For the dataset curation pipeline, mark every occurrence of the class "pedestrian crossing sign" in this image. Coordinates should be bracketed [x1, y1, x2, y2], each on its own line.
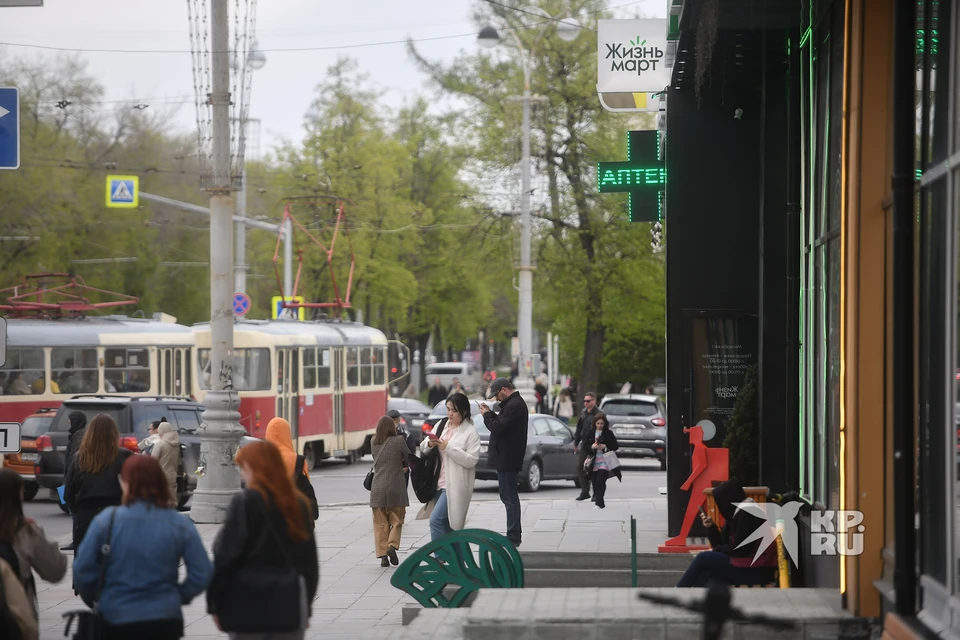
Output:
[106, 175, 139, 208]
[272, 295, 305, 320]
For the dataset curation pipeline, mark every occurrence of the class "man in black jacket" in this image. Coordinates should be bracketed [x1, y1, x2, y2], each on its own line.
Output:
[427, 377, 448, 407]
[480, 378, 528, 547]
[60, 410, 88, 551]
[573, 392, 599, 501]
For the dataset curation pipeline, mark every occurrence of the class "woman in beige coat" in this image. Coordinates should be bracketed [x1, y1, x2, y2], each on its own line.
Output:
[0, 469, 68, 639]
[369, 416, 410, 567]
[418, 393, 481, 540]
[151, 422, 181, 507]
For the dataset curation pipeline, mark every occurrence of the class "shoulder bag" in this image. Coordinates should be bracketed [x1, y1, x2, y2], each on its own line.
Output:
[363, 441, 388, 491]
[410, 419, 447, 504]
[62, 507, 119, 640]
[216, 494, 307, 633]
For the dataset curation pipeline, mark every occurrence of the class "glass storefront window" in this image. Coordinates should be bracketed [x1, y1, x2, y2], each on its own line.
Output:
[0, 348, 44, 395]
[52, 348, 98, 394]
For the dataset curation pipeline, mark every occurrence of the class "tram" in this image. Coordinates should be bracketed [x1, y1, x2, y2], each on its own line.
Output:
[0, 315, 195, 423]
[191, 318, 388, 467]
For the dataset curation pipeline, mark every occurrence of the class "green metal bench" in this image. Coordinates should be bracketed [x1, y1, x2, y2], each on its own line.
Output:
[390, 528, 524, 608]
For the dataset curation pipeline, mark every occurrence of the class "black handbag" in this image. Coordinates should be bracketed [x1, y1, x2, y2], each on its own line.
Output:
[410, 419, 446, 504]
[216, 495, 306, 633]
[62, 508, 119, 640]
[363, 442, 387, 491]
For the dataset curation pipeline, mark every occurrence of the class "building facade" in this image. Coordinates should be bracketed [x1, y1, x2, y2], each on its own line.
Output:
[665, 0, 959, 631]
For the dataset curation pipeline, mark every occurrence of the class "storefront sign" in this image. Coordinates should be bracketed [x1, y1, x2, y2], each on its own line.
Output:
[597, 130, 665, 222]
[598, 19, 670, 93]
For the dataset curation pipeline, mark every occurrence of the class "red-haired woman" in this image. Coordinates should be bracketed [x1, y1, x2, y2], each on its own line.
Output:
[73, 455, 212, 640]
[207, 440, 319, 638]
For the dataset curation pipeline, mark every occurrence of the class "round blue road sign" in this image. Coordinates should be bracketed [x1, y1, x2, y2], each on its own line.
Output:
[233, 292, 251, 316]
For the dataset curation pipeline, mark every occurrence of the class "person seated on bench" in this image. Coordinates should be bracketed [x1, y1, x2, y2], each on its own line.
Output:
[676, 480, 778, 588]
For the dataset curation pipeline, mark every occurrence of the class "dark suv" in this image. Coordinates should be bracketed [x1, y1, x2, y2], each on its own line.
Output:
[34, 396, 204, 508]
[599, 394, 667, 470]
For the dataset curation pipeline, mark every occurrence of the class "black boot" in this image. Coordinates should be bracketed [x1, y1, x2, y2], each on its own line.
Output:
[576, 493, 591, 501]
[60, 542, 76, 551]
[387, 546, 399, 566]
[380, 556, 390, 567]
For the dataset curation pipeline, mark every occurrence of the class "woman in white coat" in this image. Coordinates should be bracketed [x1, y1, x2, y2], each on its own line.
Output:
[418, 393, 481, 540]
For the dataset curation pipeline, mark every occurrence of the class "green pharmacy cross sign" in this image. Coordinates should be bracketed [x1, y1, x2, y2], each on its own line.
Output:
[597, 130, 665, 222]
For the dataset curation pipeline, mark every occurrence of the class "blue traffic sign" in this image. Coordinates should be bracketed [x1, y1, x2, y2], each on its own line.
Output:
[0, 88, 19, 170]
[233, 292, 251, 316]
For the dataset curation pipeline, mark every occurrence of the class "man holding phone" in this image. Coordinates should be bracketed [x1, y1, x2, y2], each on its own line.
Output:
[479, 378, 528, 547]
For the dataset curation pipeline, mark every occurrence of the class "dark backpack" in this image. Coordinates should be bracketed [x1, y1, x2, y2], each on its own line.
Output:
[0, 541, 24, 640]
[410, 419, 446, 504]
[294, 455, 319, 526]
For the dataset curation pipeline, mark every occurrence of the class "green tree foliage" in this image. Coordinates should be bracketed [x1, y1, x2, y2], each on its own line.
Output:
[723, 364, 759, 485]
[0, 55, 214, 324]
[409, 0, 665, 394]
[274, 59, 516, 371]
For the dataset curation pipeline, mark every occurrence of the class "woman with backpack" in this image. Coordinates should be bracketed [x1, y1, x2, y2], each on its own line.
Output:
[207, 440, 319, 638]
[265, 417, 319, 526]
[0, 469, 68, 640]
[369, 415, 410, 567]
[72, 455, 211, 640]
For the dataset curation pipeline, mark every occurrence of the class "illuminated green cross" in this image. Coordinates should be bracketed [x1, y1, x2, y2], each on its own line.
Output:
[597, 130, 665, 222]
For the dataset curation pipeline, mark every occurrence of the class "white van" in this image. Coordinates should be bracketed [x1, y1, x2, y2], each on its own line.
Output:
[424, 362, 483, 394]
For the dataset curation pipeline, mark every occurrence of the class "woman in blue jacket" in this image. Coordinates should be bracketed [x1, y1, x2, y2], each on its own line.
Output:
[73, 455, 212, 639]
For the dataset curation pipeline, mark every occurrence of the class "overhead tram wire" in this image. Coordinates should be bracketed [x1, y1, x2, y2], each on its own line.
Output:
[0, 0, 647, 55]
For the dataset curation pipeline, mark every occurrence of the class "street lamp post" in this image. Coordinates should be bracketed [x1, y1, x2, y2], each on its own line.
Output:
[190, 0, 245, 524]
[478, 11, 581, 386]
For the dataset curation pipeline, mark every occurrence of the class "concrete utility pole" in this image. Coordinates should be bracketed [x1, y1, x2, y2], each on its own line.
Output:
[191, 0, 244, 524]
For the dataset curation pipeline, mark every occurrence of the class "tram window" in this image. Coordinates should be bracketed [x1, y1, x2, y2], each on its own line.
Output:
[360, 347, 372, 386]
[347, 347, 359, 387]
[0, 348, 44, 395]
[197, 348, 270, 391]
[373, 347, 385, 386]
[303, 348, 317, 388]
[104, 348, 151, 393]
[52, 348, 98, 394]
[317, 349, 331, 388]
[301, 348, 331, 389]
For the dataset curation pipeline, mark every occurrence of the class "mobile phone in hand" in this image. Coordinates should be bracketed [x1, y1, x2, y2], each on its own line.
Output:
[426, 432, 440, 440]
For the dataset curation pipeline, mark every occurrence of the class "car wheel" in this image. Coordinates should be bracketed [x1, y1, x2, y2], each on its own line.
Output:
[303, 443, 318, 470]
[22, 483, 39, 502]
[520, 459, 541, 492]
[659, 458, 667, 471]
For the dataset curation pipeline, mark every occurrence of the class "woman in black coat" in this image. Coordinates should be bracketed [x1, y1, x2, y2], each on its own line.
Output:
[63, 414, 133, 550]
[587, 412, 620, 509]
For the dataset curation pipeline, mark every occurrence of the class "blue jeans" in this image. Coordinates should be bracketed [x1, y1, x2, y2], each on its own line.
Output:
[676, 551, 776, 587]
[429, 489, 452, 541]
[497, 471, 521, 544]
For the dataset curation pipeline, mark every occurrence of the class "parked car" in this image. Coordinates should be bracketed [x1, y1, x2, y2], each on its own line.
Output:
[387, 398, 433, 448]
[599, 393, 667, 470]
[34, 395, 203, 509]
[4, 407, 57, 501]
[423, 399, 499, 432]
[475, 414, 579, 492]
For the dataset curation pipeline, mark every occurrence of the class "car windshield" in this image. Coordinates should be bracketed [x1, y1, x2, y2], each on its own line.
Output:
[50, 405, 126, 432]
[601, 400, 659, 417]
[20, 416, 53, 438]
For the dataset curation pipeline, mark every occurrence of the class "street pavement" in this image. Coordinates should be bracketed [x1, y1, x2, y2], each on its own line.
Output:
[26, 458, 667, 639]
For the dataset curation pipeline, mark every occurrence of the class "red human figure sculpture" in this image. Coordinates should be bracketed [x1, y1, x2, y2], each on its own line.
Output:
[662, 425, 729, 548]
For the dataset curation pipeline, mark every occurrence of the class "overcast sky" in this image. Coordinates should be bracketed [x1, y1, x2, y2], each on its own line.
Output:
[0, 0, 665, 155]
